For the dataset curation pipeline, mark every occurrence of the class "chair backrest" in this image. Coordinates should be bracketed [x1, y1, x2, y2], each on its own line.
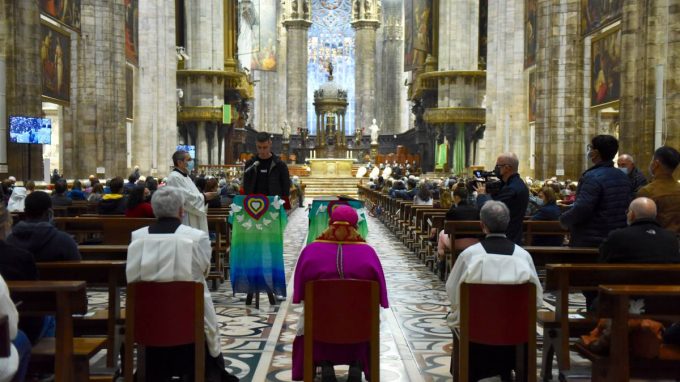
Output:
[124, 281, 204, 382]
[304, 279, 380, 381]
[457, 282, 537, 382]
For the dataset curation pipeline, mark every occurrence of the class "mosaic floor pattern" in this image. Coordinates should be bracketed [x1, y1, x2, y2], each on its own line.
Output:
[87, 199, 672, 381]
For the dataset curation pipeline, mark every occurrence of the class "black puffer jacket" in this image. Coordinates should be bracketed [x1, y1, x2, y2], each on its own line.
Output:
[560, 161, 631, 247]
[7, 220, 81, 262]
[243, 154, 290, 198]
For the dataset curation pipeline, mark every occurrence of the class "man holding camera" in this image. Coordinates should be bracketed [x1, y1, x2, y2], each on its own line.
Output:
[475, 153, 529, 245]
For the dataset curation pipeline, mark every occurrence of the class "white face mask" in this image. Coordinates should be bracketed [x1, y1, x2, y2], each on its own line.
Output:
[619, 167, 629, 175]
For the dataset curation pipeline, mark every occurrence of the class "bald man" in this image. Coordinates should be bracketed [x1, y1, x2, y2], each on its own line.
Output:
[617, 153, 647, 193]
[476, 152, 529, 245]
[598, 197, 680, 264]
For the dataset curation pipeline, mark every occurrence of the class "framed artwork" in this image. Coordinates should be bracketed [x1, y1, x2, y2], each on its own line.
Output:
[528, 69, 537, 122]
[39, 0, 81, 30]
[404, 0, 432, 71]
[591, 27, 621, 108]
[126, 66, 134, 120]
[581, 0, 623, 36]
[524, 0, 537, 68]
[41, 23, 71, 105]
[250, 0, 277, 71]
[125, 0, 138, 64]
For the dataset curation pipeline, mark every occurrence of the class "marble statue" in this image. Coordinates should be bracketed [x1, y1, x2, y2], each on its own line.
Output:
[369, 118, 380, 144]
[281, 121, 291, 142]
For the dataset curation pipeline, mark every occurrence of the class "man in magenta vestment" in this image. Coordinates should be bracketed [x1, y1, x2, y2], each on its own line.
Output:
[292, 205, 388, 381]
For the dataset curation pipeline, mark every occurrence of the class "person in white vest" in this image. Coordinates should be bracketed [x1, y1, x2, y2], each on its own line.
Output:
[165, 150, 218, 233]
[127, 186, 239, 381]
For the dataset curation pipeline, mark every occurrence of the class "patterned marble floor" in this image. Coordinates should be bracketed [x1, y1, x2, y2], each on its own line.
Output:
[85, 200, 654, 381]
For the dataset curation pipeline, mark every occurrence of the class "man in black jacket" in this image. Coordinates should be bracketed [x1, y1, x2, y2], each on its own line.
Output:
[243, 132, 291, 208]
[599, 197, 680, 264]
[476, 153, 529, 245]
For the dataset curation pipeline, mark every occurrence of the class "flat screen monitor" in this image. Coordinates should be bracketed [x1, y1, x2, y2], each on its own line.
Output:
[176, 145, 196, 172]
[9, 116, 52, 144]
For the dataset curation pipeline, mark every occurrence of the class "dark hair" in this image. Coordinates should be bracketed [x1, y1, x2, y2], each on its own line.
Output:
[540, 186, 557, 205]
[109, 176, 124, 194]
[128, 174, 137, 183]
[256, 132, 271, 142]
[145, 176, 158, 191]
[25, 180, 35, 192]
[172, 150, 188, 167]
[127, 185, 147, 210]
[72, 180, 82, 190]
[406, 179, 417, 189]
[591, 135, 619, 161]
[194, 176, 207, 192]
[205, 178, 218, 192]
[453, 186, 468, 201]
[654, 146, 680, 171]
[417, 183, 432, 201]
[92, 183, 104, 194]
[54, 179, 67, 194]
[24, 191, 52, 219]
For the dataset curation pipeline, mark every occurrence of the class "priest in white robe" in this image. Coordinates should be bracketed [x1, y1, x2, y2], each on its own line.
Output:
[165, 150, 218, 233]
[127, 186, 239, 382]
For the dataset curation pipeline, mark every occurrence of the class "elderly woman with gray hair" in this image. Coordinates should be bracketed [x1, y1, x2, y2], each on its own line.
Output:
[445, 200, 542, 381]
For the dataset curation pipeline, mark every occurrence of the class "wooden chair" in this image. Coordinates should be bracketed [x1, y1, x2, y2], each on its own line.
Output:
[453, 283, 537, 382]
[304, 280, 380, 382]
[124, 281, 205, 382]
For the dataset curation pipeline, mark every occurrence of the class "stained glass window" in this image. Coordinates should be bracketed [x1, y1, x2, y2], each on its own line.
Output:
[308, 0, 356, 134]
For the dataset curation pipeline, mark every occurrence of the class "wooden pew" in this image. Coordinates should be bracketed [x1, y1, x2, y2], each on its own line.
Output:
[443, 220, 484, 280]
[523, 220, 569, 246]
[8, 280, 108, 382]
[522, 246, 598, 267]
[413, 209, 447, 259]
[573, 284, 680, 381]
[37, 261, 126, 368]
[540, 264, 680, 381]
[79, 245, 128, 260]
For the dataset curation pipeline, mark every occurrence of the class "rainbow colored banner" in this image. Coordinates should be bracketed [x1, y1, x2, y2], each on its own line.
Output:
[229, 194, 287, 296]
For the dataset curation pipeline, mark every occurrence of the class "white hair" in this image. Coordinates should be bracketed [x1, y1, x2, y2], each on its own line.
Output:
[480, 200, 511, 233]
[151, 186, 185, 218]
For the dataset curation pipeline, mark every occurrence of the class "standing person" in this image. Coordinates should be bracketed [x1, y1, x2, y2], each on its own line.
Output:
[637, 146, 680, 235]
[560, 135, 630, 247]
[617, 153, 647, 193]
[243, 132, 291, 208]
[166, 150, 218, 233]
[475, 153, 529, 245]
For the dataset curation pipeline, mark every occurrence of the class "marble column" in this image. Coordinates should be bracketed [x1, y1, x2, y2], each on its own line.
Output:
[378, 1, 403, 134]
[136, 0, 177, 176]
[284, 19, 311, 133]
[352, 4, 380, 136]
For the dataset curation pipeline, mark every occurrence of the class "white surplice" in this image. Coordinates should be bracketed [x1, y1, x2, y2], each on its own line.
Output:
[127, 225, 221, 357]
[165, 170, 209, 233]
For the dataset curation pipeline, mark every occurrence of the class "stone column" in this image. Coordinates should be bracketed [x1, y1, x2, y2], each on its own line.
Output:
[378, 1, 403, 134]
[283, 19, 311, 133]
[352, 0, 380, 136]
[136, 0, 177, 176]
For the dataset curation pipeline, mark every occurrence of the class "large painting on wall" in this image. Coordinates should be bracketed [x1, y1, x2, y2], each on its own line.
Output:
[40, 0, 81, 30]
[524, 0, 537, 68]
[251, 0, 277, 71]
[126, 66, 134, 119]
[41, 23, 70, 105]
[591, 27, 621, 108]
[528, 69, 537, 122]
[404, 0, 432, 71]
[125, 0, 138, 65]
[581, 0, 623, 36]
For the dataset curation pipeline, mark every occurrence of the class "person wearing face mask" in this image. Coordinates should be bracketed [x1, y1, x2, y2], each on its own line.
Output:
[559, 135, 631, 247]
[617, 153, 648, 193]
[637, 146, 680, 235]
[598, 197, 679, 264]
[6, 191, 80, 263]
[530, 187, 564, 246]
[475, 152, 529, 245]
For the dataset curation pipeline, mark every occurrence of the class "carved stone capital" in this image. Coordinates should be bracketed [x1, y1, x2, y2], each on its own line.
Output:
[283, 19, 312, 30]
[423, 107, 486, 125]
[178, 106, 223, 122]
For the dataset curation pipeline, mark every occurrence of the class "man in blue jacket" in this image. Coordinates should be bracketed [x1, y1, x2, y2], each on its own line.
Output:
[560, 135, 631, 247]
[476, 153, 529, 245]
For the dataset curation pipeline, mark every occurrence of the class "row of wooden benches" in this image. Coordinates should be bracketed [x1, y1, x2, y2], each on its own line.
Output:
[357, 185, 680, 381]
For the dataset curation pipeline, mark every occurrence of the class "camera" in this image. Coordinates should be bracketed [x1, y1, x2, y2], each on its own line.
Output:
[467, 170, 503, 194]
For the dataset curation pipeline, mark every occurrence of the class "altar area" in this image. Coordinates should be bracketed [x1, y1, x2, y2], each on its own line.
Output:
[307, 158, 355, 177]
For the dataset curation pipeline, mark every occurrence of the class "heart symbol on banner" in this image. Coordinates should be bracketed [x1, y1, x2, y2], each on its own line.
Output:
[244, 194, 269, 221]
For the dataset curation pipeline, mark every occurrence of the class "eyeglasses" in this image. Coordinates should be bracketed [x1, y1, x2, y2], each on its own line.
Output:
[586, 144, 593, 151]
[495, 164, 511, 168]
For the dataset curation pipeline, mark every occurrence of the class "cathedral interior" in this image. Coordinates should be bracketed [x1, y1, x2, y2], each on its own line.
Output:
[1, 0, 680, 381]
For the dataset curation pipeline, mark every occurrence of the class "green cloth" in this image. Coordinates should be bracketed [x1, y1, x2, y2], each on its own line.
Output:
[453, 125, 466, 175]
[436, 142, 448, 170]
[307, 197, 368, 243]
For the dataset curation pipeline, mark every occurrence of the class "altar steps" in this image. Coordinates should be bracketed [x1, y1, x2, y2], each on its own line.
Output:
[300, 177, 360, 199]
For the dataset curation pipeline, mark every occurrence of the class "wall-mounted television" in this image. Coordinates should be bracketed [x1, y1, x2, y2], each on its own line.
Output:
[9, 116, 52, 144]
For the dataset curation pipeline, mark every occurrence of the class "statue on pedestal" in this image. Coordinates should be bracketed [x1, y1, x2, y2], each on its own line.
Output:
[369, 118, 380, 145]
[281, 121, 291, 142]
